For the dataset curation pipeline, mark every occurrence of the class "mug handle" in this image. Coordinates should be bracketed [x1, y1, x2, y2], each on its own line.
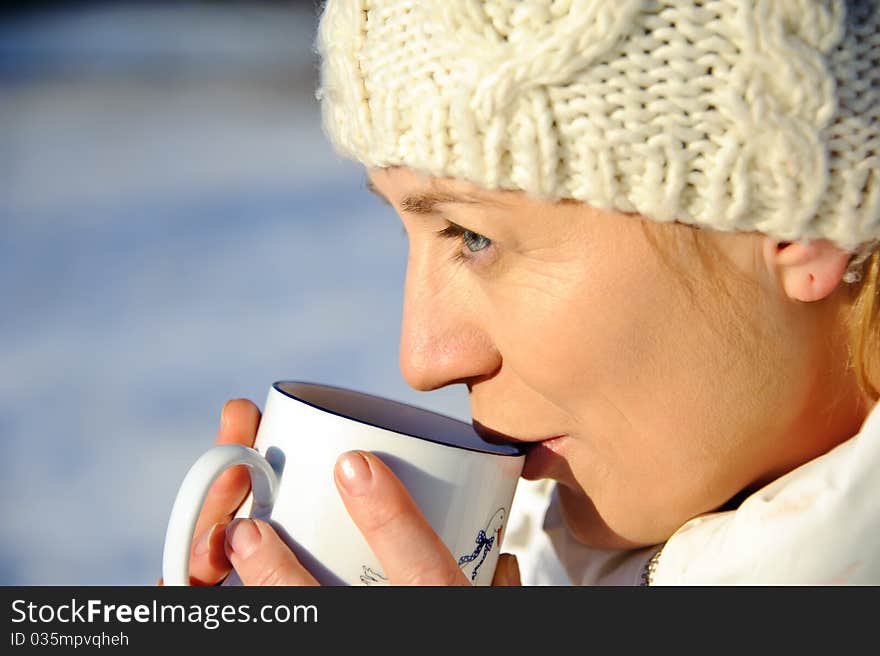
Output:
[162, 444, 279, 586]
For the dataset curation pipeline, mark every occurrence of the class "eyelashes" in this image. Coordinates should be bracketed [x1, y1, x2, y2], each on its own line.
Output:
[396, 220, 495, 267]
[436, 223, 493, 265]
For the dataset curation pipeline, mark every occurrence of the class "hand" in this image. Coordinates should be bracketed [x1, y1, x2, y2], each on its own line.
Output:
[225, 449, 522, 586]
[160, 398, 522, 586]
[158, 398, 262, 586]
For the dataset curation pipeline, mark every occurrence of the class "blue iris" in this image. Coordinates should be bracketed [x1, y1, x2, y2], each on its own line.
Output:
[462, 230, 491, 253]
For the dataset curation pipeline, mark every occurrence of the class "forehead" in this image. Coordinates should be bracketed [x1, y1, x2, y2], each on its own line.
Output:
[368, 166, 522, 205]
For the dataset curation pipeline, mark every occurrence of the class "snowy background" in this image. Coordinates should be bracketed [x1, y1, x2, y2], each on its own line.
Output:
[0, 1, 488, 585]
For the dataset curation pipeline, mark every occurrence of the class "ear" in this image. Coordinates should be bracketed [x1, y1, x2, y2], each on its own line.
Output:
[763, 238, 851, 302]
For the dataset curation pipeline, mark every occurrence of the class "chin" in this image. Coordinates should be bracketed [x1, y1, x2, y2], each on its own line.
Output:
[557, 484, 654, 550]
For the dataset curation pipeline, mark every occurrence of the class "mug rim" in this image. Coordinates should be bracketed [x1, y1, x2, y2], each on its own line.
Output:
[272, 380, 525, 457]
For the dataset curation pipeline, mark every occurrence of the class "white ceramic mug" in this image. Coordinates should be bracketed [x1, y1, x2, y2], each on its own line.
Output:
[163, 381, 525, 586]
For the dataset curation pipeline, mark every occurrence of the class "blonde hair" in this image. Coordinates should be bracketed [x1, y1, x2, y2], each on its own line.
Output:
[845, 252, 880, 403]
[638, 218, 880, 404]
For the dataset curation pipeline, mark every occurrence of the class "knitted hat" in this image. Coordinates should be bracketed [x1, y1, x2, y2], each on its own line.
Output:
[316, 0, 880, 259]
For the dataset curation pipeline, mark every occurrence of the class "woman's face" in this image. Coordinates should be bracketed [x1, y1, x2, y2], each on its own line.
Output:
[368, 165, 855, 548]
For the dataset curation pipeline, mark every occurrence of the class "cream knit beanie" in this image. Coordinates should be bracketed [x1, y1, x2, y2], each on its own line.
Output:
[316, 1, 880, 259]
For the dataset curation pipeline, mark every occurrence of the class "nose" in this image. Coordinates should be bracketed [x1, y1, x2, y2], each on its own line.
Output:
[398, 249, 501, 392]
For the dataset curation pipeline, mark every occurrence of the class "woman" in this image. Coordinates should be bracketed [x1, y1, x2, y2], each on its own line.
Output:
[177, 0, 880, 585]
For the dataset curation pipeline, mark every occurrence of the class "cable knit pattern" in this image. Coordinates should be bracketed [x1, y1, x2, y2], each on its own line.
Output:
[317, 0, 880, 253]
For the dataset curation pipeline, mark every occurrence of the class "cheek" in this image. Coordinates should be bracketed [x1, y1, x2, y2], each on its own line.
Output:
[488, 250, 755, 543]
[490, 251, 691, 407]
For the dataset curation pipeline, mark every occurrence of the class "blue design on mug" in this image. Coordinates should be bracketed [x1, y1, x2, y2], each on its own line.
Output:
[457, 508, 506, 583]
[360, 565, 389, 585]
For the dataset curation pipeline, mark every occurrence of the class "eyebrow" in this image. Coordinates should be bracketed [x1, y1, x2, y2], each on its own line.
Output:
[365, 178, 500, 215]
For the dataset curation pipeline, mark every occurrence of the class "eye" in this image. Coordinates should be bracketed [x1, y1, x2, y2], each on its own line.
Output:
[437, 224, 492, 251]
[436, 223, 494, 265]
[462, 229, 491, 253]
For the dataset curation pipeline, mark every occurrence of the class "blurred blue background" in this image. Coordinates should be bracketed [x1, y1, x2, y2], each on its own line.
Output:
[0, 0, 479, 585]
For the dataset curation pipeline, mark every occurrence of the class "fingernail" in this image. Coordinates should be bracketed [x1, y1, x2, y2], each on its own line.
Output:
[193, 524, 217, 556]
[220, 400, 232, 426]
[337, 451, 372, 497]
[226, 519, 261, 560]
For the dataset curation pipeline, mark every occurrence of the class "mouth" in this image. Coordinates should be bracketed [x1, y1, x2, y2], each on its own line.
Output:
[519, 435, 568, 480]
[472, 420, 567, 480]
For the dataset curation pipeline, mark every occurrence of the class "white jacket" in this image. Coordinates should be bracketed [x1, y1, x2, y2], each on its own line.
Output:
[504, 402, 880, 585]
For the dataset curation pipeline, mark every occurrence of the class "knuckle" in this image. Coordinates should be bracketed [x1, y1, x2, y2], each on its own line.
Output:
[250, 562, 286, 587]
[360, 498, 408, 536]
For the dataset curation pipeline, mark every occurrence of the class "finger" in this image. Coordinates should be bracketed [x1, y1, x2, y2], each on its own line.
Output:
[159, 522, 233, 587]
[224, 519, 319, 586]
[492, 553, 521, 586]
[193, 399, 262, 541]
[187, 520, 233, 586]
[334, 451, 470, 586]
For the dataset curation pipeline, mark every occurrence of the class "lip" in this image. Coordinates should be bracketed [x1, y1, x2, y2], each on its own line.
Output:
[471, 419, 559, 445]
[471, 420, 567, 479]
[520, 435, 567, 480]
